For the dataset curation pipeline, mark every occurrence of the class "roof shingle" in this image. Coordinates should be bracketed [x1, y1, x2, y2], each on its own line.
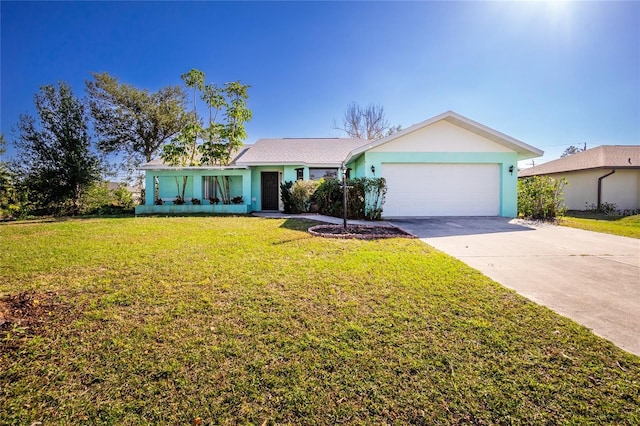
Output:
[235, 138, 369, 166]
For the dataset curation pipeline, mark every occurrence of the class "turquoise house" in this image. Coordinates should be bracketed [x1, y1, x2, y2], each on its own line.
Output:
[135, 111, 543, 217]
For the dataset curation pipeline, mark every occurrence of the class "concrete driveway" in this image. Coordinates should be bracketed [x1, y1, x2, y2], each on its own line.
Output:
[390, 217, 640, 356]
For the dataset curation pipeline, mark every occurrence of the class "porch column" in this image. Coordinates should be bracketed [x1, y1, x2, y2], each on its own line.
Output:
[192, 173, 203, 201]
[242, 170, 252, 205]
[145, 173, 155, 205]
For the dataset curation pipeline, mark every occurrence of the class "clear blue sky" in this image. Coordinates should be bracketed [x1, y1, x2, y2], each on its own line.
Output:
[1, 1, 638, 166]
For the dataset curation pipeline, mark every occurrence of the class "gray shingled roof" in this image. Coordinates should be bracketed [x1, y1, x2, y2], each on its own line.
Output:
[140, 145, 253, 169]
[519, 145, 640, 177]
[235, 138, 369, 166]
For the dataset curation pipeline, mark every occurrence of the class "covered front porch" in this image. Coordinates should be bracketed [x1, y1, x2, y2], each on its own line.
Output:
[135, 167, 254, 215]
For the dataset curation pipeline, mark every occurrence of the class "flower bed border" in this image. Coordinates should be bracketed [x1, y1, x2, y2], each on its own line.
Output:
[308, 224, 415, 240]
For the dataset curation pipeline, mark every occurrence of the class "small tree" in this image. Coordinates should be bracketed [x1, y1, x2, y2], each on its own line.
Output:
[518, 176, 567, 219]
[161, 69, 252, 204]
[14, 82, 102, 215]
[333, 103, 401, 140]
[560, 144, 586, 158]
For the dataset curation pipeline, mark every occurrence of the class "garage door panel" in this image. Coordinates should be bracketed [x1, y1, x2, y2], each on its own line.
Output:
[382, 163, 500, 216]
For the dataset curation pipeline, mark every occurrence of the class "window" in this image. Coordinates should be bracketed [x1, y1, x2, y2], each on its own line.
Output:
[295, 168, 304, 181]
[309, 168, 338, 181]
[202, 176, 218, 199]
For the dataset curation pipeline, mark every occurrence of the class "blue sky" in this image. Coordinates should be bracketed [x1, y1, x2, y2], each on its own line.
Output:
[1, 1, 638, 167]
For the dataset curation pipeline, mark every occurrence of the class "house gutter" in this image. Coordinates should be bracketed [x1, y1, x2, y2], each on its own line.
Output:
[597, 169, 615, 210]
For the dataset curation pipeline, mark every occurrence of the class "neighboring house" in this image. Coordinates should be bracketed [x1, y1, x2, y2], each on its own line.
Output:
[518, 145, 640, 211]
[135, 111, 542, 217]
[107, 182, 142, 203]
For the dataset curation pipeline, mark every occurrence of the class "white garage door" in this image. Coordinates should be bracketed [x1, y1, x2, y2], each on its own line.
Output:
[382, 163, 500, 216]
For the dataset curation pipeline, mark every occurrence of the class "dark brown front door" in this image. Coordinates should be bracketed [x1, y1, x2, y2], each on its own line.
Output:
[261, 172, 279, 210]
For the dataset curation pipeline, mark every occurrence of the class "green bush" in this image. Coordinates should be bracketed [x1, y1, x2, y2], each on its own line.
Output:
[280, 180, 320, 213]
[291, 180, 320, 213]
[280, 181, 294, 213]
[518, 176, 567, 219]
[80, 182, 135, 215]
[315, 178, 344, 217]
[0, 167, 28, 220]
[315, 177, 387, 220]
[363, 177, 387, 220]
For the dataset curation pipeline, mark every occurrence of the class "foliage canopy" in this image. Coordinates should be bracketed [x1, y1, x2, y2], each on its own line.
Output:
[86, 72, 190, 180]
[14, 82, 102, 215]
[161, 68, 252, 202]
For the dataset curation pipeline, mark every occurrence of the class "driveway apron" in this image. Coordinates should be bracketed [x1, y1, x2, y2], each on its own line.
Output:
[391, 217, 640, 356]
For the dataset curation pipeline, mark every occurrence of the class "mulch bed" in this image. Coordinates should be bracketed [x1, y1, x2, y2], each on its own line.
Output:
[0, 291, 70, 352]
[308, 224, 415, 239]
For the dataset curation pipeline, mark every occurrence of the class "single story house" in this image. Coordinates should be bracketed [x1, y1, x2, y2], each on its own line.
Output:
[135, 111, 542, 217]
[518, 145, 640, 211]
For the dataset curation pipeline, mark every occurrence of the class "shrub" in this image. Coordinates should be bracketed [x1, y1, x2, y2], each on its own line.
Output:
[191, 198, 201, 205]
[598, 202, 618, 216]
[290, 180, 320, 213]
[315, 177, 387, 220]
[315, 178, 344, 217]
[173, 196, 185, 205]
[280, 181, 294, 213]
[363, 177, 387, 220]
[80, 182, 135, 215]
[518, 176, 567, 219]
[231, 196, 244, 205]
[113, 186, 135, 210]
[209, 196, 220, 205]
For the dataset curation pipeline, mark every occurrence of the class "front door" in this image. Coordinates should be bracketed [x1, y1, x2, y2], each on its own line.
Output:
[261, 172, 280, 210]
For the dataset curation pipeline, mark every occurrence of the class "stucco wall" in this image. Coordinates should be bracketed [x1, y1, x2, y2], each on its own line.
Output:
[549, 169, 640, 210]
[370, 120, 513, 153]
[144, 169, 252, 207]
[250, 166, 285, 211]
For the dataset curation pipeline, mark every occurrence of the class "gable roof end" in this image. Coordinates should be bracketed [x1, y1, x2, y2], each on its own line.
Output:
[346, 111, 543, 162]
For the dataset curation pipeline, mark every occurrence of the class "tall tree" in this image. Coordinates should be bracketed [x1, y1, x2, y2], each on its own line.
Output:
[86, 72, 190, 179]
[14, 82, 102, 215]
[333, 103, 401, 140]
[560, 143, 587, 158]
[161, 69, 252, 203]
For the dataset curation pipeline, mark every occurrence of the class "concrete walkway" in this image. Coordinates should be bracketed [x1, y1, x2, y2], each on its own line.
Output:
[391, 217, 640, 356]
[252, 212, 394, 227]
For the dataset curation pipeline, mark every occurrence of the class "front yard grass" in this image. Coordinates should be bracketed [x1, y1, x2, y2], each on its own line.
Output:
[560, 212, 640, 239]
[1, 217, 638, 424]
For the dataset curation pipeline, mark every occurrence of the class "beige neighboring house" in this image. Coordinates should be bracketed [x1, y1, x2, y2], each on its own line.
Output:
[519, 145, 640, 211]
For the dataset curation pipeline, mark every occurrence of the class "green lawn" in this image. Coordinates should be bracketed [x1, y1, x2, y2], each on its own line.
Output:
[1, 217, 638, 424]
[560, 212, 640, 239]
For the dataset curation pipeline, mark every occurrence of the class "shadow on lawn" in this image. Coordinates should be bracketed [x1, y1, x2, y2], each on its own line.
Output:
[388, 217, 536, 238]
[278, 218, 322, 233]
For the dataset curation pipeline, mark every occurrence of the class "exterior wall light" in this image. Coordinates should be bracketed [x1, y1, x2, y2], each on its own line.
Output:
[371, 165, 376, 175]
[509, 165, 514, 175]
